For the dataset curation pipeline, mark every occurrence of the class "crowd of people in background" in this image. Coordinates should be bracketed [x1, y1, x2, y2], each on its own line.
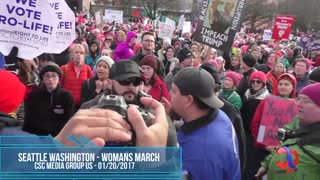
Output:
[1, 12, 320, 180]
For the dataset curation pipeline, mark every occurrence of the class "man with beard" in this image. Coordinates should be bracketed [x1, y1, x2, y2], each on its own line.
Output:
[81, 60, 177, 147]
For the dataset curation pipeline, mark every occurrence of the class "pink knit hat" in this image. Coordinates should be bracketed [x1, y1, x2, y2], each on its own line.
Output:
[250, 71, 267, 84]
[300, 83, 320, 107]
[207, 59, 218, 69]
[225, 71, 243, 86]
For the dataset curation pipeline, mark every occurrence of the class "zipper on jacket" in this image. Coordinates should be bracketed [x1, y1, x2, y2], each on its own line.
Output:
[50, 92, 53, 107]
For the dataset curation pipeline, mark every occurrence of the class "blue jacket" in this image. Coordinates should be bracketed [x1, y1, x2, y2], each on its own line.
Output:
[178, 109, 240, 180]
[0, 52, 4, 69]
[294, 73, 309, 94]
[85, 54, 100, 69]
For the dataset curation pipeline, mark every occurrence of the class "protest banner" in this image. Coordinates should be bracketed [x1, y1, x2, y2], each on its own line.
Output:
[136, 34, 142, 44]
[289, 33, 294, 40]
[104, 9, 123, 24]
[158, 22, 175, 41]
[177, 16, 185, 31]
[182, 21, 192, 34]
[48, 0, 76, 54]
[95, 10, 102, 25]
[263, 29, 272, 41]
[153, 20, 160, 32]
[165, 17, 176, 28]
[0, 0, 59, 59]
[271, 14, 295, 40]
[194, 0, 247, 53]
[94, 10, 104, 29]
[300, 35, 320, 51]
[143, 18, 149, 26]
[257, 96, 298, 146]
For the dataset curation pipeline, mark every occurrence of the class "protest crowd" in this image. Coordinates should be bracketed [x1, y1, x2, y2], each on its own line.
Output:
[0, 1, 320, 180]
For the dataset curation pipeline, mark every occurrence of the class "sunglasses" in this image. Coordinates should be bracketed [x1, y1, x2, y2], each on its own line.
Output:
[251, 80, 263, 84]
[105, 38, 112, 41]
[118, 78, 142, 86]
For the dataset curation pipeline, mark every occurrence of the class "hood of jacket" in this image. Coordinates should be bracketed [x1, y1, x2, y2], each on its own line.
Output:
[274, 73, 297, 98]
[125, 31, 137, 46]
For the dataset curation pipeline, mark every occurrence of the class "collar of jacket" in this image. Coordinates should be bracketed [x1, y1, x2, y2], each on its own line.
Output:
[181, 109, 218, 134]
[40, 84, 62, 94]
[68, 61, 86, 71]
[293, 72, 309, 81]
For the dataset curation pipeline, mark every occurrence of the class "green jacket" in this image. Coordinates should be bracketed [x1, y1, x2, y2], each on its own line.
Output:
[219, 89, 242, 110]
[261, 117, 320, 180]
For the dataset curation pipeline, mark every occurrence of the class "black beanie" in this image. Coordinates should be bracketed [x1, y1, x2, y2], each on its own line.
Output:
[309, 67, 320, 83]
[200, 63, 221, 85]
[39, 63, 61, 80]
[242, 53, 256, 67]
[177, 48, 194, 63]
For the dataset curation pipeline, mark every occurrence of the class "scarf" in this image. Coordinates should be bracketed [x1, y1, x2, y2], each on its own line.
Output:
[246, 87, 268, 99]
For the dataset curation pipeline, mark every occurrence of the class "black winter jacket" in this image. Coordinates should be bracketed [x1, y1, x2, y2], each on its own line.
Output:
[236, 68, 256, 100]
[80, 76, 104, 105]
[23, 86, 74, 136]
[220, 98, 246, 175]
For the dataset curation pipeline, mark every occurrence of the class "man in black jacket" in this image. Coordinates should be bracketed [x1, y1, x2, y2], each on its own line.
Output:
[200, 63, 246, 176]
[236, 53, 257, 100]
[23, 63, 74, 136]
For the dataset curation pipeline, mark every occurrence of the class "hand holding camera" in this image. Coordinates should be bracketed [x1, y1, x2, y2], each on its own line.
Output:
[93, 91, 168, 146]
[56, 96, 168, 147]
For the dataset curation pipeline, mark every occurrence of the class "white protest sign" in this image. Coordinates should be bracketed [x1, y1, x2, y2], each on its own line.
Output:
[165, 17, 176, 28]
[158, 22, 175, 41]
[143, 18, 149, 26]
[48, 0, 76, 53]
[289, 34, 294, 40]
[177, 16, 185, 31]
[95, 11, 102, 25]
[0, 0, 59, 59]
[136, 33, 142, 44]
[104, 9, 123, 24]
[153, 20, 160, 31]
[182, 21, 192, 34]
[263, 29, 272, 41]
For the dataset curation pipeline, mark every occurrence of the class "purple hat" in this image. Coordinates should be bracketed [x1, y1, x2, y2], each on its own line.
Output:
[300, 83, 320, 107]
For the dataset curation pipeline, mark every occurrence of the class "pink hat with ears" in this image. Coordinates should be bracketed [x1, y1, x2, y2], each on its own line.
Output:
[207, 59, 218, 69]
[225, 71, 243, 86]
[241, 45, 249, 53]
